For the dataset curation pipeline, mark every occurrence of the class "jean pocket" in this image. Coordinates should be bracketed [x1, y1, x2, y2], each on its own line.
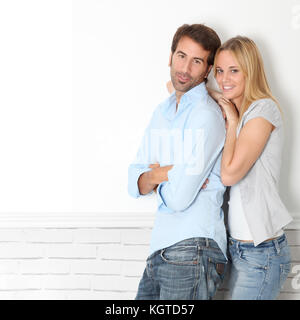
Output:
[279, 263, 291, 289]
[160, 245, 198, 266]
[238, 249, 268, 271]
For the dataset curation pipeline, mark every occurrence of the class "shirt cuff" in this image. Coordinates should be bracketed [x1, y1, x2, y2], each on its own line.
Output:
[128, 166, 152, 198]
[156, 181, 174, 213]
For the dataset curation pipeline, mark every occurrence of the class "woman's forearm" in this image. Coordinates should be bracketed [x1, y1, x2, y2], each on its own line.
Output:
[221, 121, 239, 185]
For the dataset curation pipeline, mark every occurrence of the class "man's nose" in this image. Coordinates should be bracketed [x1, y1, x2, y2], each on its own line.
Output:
[181, 60, 192, 73]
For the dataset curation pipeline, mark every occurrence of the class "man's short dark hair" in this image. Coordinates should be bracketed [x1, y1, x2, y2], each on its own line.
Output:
[171, 24, 221, 66]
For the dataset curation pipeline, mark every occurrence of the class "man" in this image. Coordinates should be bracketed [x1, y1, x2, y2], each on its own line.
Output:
[128, 24, 227, 300]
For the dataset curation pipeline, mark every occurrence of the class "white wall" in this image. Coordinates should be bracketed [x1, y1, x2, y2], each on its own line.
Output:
[72, 0, 300, 216]
[0, 0, 299, 216]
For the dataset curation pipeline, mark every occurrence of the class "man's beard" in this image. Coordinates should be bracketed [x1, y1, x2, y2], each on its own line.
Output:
[171, 72, 194, 93]
[170, 68, 206, 94]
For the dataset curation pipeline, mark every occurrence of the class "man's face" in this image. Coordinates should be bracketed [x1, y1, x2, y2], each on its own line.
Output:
[169, 36, 212, 95]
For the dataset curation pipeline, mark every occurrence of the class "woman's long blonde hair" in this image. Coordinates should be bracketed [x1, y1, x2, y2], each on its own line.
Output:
[214, 36, 281, 122]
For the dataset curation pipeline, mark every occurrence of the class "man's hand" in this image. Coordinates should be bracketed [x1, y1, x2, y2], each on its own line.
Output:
[149, 163, 173, 193]
[149, 163, 173, 185]
[201, 178, 209, 190]
[138, 163, 173, 195]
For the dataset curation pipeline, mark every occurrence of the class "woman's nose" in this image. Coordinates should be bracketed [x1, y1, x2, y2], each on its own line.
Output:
[222, 71, 230, 82]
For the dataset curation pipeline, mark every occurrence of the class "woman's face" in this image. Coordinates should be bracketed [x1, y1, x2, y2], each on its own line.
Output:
[215, 50, 246, 105]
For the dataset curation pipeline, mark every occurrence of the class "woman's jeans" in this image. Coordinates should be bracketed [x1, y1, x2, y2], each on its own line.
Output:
[135, 237, 227, 300]
[228, 233, 291, 300]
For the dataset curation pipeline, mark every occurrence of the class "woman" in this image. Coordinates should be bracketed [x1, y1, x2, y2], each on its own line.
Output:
[211, 36, 292, 300]
[168, 36, 292, 300]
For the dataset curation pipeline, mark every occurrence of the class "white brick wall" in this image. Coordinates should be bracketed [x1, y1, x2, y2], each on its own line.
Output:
[0, 222, 299, 300]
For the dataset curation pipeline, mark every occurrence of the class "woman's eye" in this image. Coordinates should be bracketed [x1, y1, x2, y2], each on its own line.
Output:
[216, 69, 223, 74]
[231, 69, 239, 73]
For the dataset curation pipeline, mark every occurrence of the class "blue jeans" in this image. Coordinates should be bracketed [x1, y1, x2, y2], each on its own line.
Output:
[135, 237, 227, 300]
[228, 234, 291, 300]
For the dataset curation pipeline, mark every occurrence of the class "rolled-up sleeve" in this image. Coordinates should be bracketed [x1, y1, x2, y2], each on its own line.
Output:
[128, 165, 152, 198]
[128, 110, 157, 198]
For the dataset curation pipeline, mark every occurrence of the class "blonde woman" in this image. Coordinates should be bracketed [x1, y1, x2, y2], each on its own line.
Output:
[167, 36, 292, 299]
[212, 36, 293, 300]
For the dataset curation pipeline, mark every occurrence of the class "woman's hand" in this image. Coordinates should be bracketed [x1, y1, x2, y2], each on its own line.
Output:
[217, 97, 239, 128]
[206, 87, 223, 102]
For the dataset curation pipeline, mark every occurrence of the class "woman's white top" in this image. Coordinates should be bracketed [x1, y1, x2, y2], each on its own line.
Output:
[228, 183, 283, 240]
[228, 99, 292, 245]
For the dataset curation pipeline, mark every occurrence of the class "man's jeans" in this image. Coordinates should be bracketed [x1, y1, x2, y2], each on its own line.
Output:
[228, 233, 291, 300]
[135, 237, 227, 300]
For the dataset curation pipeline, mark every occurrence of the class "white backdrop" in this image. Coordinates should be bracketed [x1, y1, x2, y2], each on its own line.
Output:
[1, 0, 300, 217]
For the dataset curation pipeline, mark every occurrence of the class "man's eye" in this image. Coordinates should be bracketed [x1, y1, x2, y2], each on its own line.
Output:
[194, 60, 201, 64]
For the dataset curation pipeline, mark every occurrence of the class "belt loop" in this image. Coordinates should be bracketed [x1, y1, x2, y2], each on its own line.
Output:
[236, 240, 240, 254]
[274, 239, 280, 254]
[205, 238, 209, 247]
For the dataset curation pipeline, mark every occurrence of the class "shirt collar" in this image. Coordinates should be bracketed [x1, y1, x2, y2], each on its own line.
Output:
[162, 82, 208, 120]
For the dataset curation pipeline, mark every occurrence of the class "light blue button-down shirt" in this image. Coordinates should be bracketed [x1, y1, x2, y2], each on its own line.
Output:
[128, 83, 227, 259]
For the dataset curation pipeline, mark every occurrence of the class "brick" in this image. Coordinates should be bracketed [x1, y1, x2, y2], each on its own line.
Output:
[73, 229, 121, 244]
[0, 275, 42, 290]
[71, 260, 121, 275]
[46, 244, 96, 259]
[42, 275, 91, 290]
[91, 291, 135, 300]
[122, 245, 149, 261]
[0, 261, 19, 274]
[98, 244, 149, 261]
[0, 292, 17, 300]
[97, 244, 124, 260]
[0, 244, 44, 259]
[286, 230, 300, 246]
[121, 261, 145, 277]
[66, 291, 133, 300]
[24, 229, 73, 243]
[290, 246, 300, 261]
[277, 293, 300, 300]
[20, 260, 70, 275]
[93, 275, 140, 292]
[0, 229, 25, 242]
[65, 291, 95, 300]
[14, 290, 67, 300]
[121, 229, 151, 245]
[92, 275, 123, 291]
[121, 276, 141, 292]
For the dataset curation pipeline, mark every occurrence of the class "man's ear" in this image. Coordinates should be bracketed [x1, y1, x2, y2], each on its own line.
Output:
[168, 53, 173, 67]
[205, 65, 213, 78]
